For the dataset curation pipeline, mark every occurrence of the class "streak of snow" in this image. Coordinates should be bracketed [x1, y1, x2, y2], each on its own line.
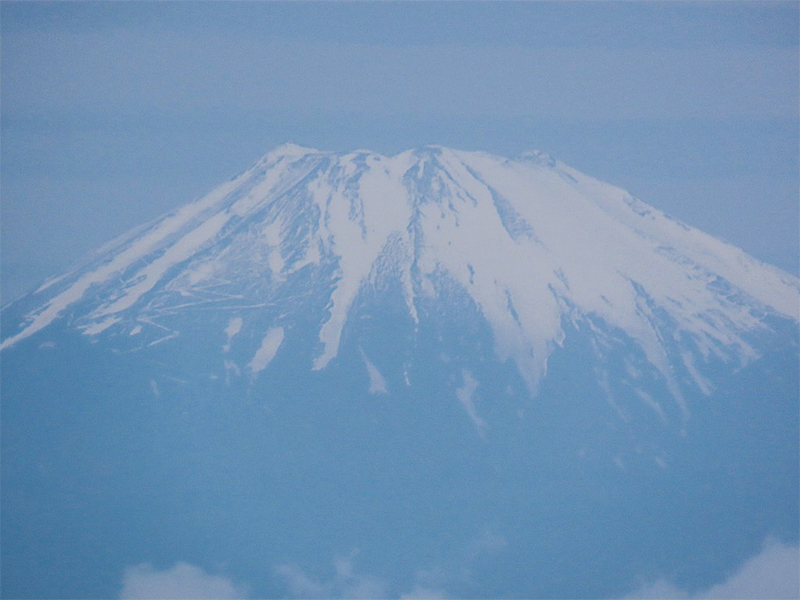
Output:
[93, 212, 231, 317]
[230, 167, 285, 217]
[633, 388, 668, 423]
[248, 327, 285, 375]
[81, 317, 119, 336]
[0, 167, 253, 351]
[681, 351, 714, 396]
[313, 157, 413, 370]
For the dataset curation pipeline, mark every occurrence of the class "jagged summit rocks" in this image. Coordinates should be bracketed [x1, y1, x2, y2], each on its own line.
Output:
[2, 144, 798, 599]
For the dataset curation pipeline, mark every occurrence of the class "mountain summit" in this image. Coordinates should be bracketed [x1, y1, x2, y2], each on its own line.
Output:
[2, 145, 798, 599]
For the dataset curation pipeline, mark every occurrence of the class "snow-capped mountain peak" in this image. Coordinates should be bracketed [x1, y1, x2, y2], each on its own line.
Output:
[2, 145, 797, 419]
[3, 145, 798, 600]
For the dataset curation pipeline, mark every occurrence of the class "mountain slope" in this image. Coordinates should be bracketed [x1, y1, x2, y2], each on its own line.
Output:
[1, 144, 797, 599]
[3, 144, 796, 405]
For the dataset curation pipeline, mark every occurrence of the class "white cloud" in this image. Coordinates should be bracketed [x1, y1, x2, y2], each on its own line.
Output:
[701, 539, 799, 600]
[275, 557, 452, 600]
[120, 562, 247, 600]
[624, 538, 800, 600]
[275, 551, 389, 599]
[400, 528, 506, 598]
[624, 579, 690, 599]
[273, 563, 330, 598]
[399, 586, 449, 599]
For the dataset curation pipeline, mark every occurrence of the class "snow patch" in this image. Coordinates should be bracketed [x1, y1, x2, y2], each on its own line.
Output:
[268, 248, 285, 278]
[263, 221, 282, 245]
[223, 317, 243, 352]
[224, 360, 241, 385]
[248, 327, 285, 375]
[81, 317, 120, 336]
[360, 348, 388, 395]
[456, 370, 487, 438]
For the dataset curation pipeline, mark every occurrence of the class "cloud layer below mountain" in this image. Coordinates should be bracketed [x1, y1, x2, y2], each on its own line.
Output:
[623, 538, 799, 600]
[118, 537, 798, 599]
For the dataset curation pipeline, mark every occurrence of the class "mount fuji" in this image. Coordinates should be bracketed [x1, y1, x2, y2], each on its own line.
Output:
[2, 144, 798, 599]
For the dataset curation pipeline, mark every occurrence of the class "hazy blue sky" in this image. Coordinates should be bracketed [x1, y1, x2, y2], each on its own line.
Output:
[2, 1, 798, 303]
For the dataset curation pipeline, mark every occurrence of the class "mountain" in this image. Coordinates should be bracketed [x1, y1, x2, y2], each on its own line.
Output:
[2, 144, 798, 599]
